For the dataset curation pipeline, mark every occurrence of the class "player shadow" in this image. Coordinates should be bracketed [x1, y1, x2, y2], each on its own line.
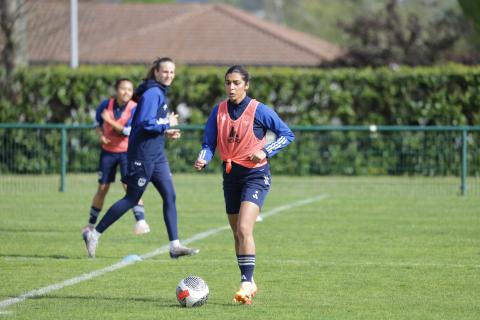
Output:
[0, 253, 70, 260]
[0, 252, 152, 261]
[35, 295, 242, 308]
[32, 294, 165, 304]
[0, 227, 65, 233]
[36, 295, 226, 309]
[216, 302, 254, 307]
[164, 302, 243, 308]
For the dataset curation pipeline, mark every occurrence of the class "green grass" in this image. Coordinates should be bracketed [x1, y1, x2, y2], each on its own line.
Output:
[0, 174, 479, 319]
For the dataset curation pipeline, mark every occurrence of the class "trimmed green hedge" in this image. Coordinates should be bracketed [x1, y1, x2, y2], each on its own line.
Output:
[1, 64, 480, 176]
[2, 64, 480, 125]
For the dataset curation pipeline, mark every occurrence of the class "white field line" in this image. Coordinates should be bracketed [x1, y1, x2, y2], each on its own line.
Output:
[0, 194, 328, 311]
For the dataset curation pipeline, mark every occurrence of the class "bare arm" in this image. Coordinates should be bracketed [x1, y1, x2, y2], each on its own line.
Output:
[101, 110, 124, 134]
[95, 126, 110, 145]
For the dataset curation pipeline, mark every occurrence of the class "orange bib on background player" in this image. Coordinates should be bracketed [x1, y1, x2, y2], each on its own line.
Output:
[102, 98, 136, 153]
[216, 99, 267, 173]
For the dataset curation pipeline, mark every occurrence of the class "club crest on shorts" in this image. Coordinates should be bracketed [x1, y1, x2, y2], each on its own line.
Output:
[264, 175, 270, 186]
[137, 177, 146, 187]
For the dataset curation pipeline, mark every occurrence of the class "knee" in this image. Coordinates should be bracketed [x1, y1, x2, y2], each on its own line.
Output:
[164, 191, 176, 205]
[97, 184, 109, 197]
[124, 188, 143, 204]
[236, 224, 252, 242]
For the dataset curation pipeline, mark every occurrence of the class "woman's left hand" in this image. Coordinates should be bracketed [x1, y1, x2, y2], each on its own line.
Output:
[249, 150, 267, 163]
[166, 129, 181, 140]
[194, 158, 207, 171]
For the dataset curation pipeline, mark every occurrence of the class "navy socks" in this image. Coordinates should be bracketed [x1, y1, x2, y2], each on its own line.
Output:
[132, 204, 145, 221]
[89, 207, 101, 225]
[237, 255, 256, 283]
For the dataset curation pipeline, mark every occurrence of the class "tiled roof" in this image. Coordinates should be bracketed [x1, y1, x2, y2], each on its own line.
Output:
[21, 1, 343, 66]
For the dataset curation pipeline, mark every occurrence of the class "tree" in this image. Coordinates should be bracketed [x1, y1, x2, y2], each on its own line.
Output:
[337, 0, 466, 67]
[458, 0, 480, 31]
[0, 0, 28, 81]
[457, 0, 480, 62]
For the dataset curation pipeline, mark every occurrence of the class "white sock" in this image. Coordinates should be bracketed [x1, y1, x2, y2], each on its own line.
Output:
[92, 229, 102, 239]
[170, 239, 180, 250]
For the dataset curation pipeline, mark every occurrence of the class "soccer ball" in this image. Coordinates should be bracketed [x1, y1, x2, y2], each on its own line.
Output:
[176, 275, 209, 307]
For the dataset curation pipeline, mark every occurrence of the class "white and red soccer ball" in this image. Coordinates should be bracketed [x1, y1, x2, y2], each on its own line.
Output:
[176, 276, 209, 308]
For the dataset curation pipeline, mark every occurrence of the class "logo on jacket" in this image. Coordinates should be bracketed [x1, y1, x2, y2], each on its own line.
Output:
[163, 104, 168, 111]
[227, 127, 240, 143]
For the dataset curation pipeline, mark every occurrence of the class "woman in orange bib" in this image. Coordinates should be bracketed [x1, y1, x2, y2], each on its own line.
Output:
[83, 79, 150, 237]
[194, 65, 295, 304]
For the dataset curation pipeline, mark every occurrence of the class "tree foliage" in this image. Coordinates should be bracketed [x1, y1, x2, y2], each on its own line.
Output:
[458, 0, 480, 31]
[338, 0, 466, 67]
[0, 0, 28, 81]
[457, 0, 480, 61]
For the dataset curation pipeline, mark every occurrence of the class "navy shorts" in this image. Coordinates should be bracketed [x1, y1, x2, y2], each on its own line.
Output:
[122, 158, 174, 193]
[223, 163, 271, 214]
[97, 150, 128, 184]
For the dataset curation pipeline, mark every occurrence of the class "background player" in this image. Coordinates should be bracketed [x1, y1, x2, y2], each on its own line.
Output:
[83, 58, 199, 259]
[83, 78, 150, 236]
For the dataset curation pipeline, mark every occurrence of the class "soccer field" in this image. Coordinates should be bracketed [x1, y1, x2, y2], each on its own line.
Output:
[0, 174, 479, 319]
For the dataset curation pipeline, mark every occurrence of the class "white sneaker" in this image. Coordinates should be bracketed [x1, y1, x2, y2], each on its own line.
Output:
[133, 219, 150, 235]
[169, 244, 199, 259]
[82, 229, 98, 258]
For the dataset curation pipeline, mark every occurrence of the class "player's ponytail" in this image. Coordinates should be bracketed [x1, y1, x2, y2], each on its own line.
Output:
[145, 57, 175, 80]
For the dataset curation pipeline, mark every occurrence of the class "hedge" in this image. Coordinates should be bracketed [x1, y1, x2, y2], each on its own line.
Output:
[1, 64, 480, 176]
[2, 64, 480, 125]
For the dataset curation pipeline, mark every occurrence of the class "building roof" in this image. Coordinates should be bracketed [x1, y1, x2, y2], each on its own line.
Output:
[23, 1, 343, 66]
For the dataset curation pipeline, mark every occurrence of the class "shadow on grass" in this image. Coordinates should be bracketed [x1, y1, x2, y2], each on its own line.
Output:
[0, 253, 71, 260]
[0, 228, 67, 234]
[29, 294, 249, 308]
[0, 253, 131, 260]
[31, 295, 162, 304]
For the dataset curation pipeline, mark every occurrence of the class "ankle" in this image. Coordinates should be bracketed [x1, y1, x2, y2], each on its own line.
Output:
[92, 229, 102, 239]
[170, 239, 180, 251]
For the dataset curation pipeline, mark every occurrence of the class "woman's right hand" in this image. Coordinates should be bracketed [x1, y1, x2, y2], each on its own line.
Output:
[100, 135, 110, 145]
[194, 158, 207, 171]
[168, 112, 179, 127]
